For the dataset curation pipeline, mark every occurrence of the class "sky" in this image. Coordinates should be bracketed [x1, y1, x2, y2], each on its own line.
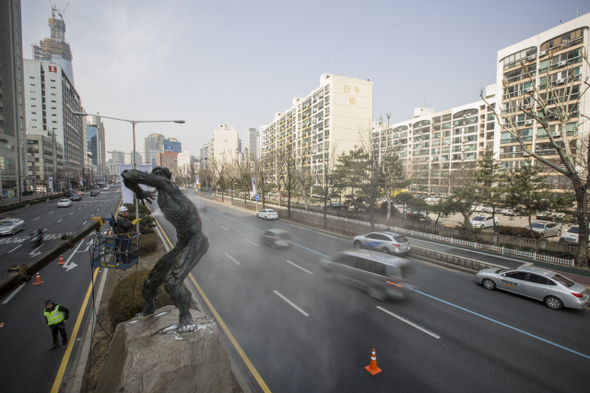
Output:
[20, 0, 590, 159]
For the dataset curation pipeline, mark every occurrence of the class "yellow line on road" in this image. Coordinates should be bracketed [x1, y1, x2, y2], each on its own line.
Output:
[151, 206, 271, 392]
[51, 267, 100, 393]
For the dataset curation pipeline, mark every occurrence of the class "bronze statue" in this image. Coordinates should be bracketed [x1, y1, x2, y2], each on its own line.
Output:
[121, 167, 209, 333]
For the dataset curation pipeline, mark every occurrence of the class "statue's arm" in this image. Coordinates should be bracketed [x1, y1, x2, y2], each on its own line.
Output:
[122, 170, 167, 204]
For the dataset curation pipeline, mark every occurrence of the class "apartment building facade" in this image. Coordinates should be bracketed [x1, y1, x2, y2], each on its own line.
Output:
[261, 74, 373, 174]
[209, 124, 239, 165]
[495, 13, 590, 191]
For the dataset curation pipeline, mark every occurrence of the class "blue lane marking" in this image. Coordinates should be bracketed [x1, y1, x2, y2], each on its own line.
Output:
[412, 288, 590, 360]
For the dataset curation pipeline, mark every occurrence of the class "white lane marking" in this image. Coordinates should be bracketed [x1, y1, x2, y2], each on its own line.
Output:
[96, 208, 100, 211]
[57, 219, 63, 223]
[204, 217, 211, 221]
[245, 239, 258, 247]
[274, 290, 309, 317]
[69, 212, 74, 215]
[225, 253, 240, 265]
[8, 245, 22, 253]
[377, 306, 440, 339]
[78, 207, 81, 210]
[82, 220, 87, 226]
[220, 226, 229, 231]
[90, 214, 94, 217]
[49, 211, 54, 214]
[32, 217, 40, 221]
[286, 260, 313, 275]
[2, 283, 25, 304]
[63, 239, 84, 271]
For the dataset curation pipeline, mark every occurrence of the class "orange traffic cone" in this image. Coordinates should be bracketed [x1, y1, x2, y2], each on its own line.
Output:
[365, 348, 382, 375]
[58, 255, 65, 265]
[32, 272, 44, 285]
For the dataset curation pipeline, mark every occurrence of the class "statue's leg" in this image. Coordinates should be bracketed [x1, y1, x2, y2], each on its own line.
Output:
[141, 248, 180, 315]
[165, 233, 209, 332]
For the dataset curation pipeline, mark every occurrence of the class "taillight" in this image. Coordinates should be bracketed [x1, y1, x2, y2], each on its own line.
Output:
[386, 277, 402, 288]
[571, 292, 584, 298]
[274, 237, 280, 242]
[392, 243, 400, 247]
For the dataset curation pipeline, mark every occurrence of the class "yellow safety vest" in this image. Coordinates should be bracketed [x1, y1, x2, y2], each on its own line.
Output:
[44, 305, 65, 326]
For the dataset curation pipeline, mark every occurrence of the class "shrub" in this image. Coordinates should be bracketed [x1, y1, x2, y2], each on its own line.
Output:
[495, 225, 542, 239]
[139, 233, 159, 256]
[108, 269, 173, 327]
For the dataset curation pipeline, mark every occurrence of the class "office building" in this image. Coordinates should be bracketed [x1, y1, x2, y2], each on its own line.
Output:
[209, 124, 239, 164]
[261, 73, 373, 174]
[0, 0, 27, 198]
[31, 5, 74, 85]
[23, 59, 84, 185]
[85, 115, 106, 175]
[177, 151, 191, 173]
[109, 150, 125, 165]
[244, 128, 260, 160]
[164, 138, 182, 153]
[157, 151, 177, 169]
[144, 133, 165, 166]
[25, 133, 64, 192]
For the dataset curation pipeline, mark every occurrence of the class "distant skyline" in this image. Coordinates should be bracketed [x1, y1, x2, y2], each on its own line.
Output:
[21, 0, 590, 157]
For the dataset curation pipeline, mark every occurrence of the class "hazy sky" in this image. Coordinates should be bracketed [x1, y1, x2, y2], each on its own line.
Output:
[21, 0, 590, 158]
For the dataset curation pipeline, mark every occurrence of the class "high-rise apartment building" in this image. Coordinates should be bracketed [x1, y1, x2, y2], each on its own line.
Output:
[109, 150, 126, 165]
[144, 133, 165, 166]
[209, 124, 239, 165]
[32, 6, 74, 85]
[244, 128, 260, 160]
[200, 144, 209, 170]
[0, 0, 27, 199]
[23, 59, 84, 184]
[85, 115, 106, 175]
[261, 73, 373, 174]
[494, 13, 590, 191]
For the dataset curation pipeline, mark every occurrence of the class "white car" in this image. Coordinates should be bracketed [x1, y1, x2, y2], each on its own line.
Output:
[560, 226, 580, 243]
[57, 198, 73, 208]
[103, 186, 110, 191]
[257, 209, 278, 220]
[525, 221, 561, 238]
[0, 218, 25, 236]
[470, 215, 498, 229]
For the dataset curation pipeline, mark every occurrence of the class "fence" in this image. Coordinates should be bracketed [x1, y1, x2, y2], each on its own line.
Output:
[200, 192, 577, 267]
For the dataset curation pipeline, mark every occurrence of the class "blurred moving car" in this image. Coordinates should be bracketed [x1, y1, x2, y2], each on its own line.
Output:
[196, 203, 208, 212]
[319, 249, 413, 301]
[70, 194, 82, 201]
[525, 221, 561, 238]
[57, 198, 73, 208]
[90, 190, 99, 197]
[76, 191, 84, 196]
[353, 231, 410, 255]
[0, 218, 25, 236]
[475, 266, 589, 310]
[560, 226, 581, 244]
[103, 186, 110, 191]
[257, 209, 278, 220]
[260, 229, 292, 249]
[469, 215, 498, 229]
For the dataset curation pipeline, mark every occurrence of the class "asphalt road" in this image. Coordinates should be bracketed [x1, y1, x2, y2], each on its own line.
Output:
[0, 187, 121, 393]
[152, 195, 590, 393]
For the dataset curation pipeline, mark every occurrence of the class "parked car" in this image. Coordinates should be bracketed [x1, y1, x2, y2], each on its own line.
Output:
[502, 208, 516, 216]
[64, 189, 74, 197]
[560, 226, 582, 244]
[103, 186, 110, 191]
[330, 202, 349, 209]
[536, 210, 566, 220]
[0, 218, 25, 236]
[475, 266, 589, 310]
[352, 231, 411, 255]
[469, 215, 498, 229]
[76, 191, 84, 196]
[90, 190, 99, 197]
[319, 249, 414, 301]
[260, 229, 292, 249]
[483, 206, 494, 213]
[70, 194, 82, 201]
[525, 221, 561, 238]
[57, 198, 73, 208]
[424, 196, 440, 202]
[473, 205, 485, 212]
[257, 209, 278, 220]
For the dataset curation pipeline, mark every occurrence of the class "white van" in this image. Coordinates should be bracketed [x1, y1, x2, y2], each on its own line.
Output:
[319, 249, 413, 301]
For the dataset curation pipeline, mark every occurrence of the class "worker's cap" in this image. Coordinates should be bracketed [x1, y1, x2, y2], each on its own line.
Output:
[118, 206, 128, 213]
[44, 299, 53, 306]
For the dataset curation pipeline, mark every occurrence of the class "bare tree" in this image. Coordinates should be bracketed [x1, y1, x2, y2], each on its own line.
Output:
[481, 48, 589, 267]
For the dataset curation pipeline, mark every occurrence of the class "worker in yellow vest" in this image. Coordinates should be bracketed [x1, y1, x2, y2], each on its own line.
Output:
[44, 299, 69, 350]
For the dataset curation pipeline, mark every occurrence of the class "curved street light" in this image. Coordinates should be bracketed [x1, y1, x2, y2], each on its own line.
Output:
[73, 112, 185, 232]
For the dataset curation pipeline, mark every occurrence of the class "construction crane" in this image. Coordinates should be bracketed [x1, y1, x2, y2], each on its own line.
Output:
[50, 1, 69, 19]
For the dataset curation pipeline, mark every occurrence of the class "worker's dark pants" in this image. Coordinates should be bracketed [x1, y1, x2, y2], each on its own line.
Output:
[49, 322, 67, 345]
[118, 235, 131, 263]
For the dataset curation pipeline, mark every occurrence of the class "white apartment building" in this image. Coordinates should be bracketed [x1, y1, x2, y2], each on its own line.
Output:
[23, 59, 84, 179]
[177, 151, 191, 172]
[376, 87, 497, 195]
[261, 73, 373, 173]
[209, 124, 239, 165]
[494, 12, 590, 191]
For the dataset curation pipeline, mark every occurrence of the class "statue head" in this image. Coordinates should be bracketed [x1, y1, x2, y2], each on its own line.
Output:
[152, 166, 172, 180]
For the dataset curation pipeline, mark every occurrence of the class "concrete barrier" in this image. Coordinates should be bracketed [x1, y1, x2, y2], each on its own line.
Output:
[409, 246, 512, 273]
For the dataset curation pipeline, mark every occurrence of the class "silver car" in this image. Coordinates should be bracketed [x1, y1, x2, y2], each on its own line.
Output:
[525, 221, 561, 237]
[0, 218, 25, 236]
[353, 231, 410, 255]
[260, 229, 292, 249]
[475, 265, 589, 310]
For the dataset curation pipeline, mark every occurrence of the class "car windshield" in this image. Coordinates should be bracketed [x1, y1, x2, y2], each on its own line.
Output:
[394, 236, 408, 243]
[531, 223, 546, 229]
[551, 274, 575, 288]
[472, 217, 484, 221]
[495, 268, 510, 274]
[567, 227, 579, 234]
[0, 221, 12, 227]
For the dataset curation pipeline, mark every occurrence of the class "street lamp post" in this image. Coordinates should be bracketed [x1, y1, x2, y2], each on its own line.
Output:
[73, 112, 185, 233]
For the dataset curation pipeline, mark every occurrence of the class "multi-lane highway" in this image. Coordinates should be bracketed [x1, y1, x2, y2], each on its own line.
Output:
[153, 194, 589, 393]
[0, 187, 120, 393]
